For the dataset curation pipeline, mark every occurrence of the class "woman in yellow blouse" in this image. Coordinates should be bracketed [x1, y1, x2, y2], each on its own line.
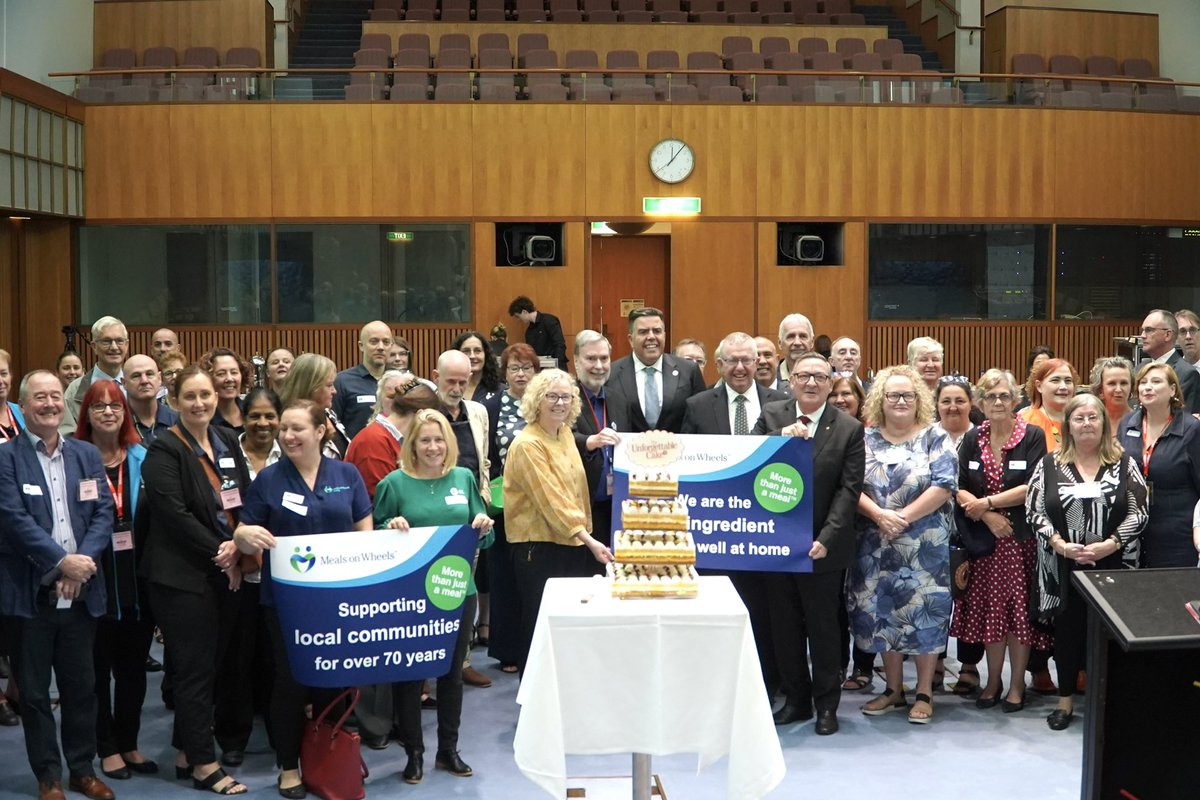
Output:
[504, 369, 613, 675]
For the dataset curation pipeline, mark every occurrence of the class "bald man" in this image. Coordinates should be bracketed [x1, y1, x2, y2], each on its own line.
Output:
[151, 328, 179, 356]
[123, 354, 178, 445]
[333, 320, 394, 439]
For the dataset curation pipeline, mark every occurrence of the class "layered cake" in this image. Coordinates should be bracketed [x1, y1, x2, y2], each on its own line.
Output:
[613, 530, 696, 564]
[620, 498, 688, 531]
[610, 563, 700, 598]
[627, 469, 680, 498]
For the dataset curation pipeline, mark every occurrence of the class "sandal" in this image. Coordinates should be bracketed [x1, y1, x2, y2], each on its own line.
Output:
[951, 666, 981, 696]
[861, 688, 907, 716]
[193, 767, 247, 795]
[500, 664, 519, 674]
[841, 669, 873, 693]
[908, 693, 934, 725]
[474, 623, 490, 648]
[932, 664, 946, 692]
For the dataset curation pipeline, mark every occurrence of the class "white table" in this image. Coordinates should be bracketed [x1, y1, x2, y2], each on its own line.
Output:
[514, 576, 785, 800]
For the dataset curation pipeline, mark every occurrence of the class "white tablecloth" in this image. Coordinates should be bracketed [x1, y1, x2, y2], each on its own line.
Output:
[514, 576, 785, 799]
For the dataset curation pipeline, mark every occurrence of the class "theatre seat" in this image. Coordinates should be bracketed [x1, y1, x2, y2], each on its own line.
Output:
[345, 83, 386, 100]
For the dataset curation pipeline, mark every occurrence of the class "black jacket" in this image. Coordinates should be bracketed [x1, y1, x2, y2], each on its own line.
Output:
[955, 423, 1046, 557]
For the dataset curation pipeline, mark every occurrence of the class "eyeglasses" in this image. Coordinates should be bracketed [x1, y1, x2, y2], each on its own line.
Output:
[162, 369, 182, 379]
[393, 349, 410, 357]
[96, 338, 127, 349]
[89, 402, 124, 414]
[982, 393, 1014, 404]
[1140, 327, 1171, 336]
[790, 372, 830, 384]
[884, 392, 917, 404]
[544, 393, 574, 405]
[719, 357, 754, 367]
[507, 364, 535, 374]
[1070, 414, 1102, 425]
[1180, 327, 1200, 337]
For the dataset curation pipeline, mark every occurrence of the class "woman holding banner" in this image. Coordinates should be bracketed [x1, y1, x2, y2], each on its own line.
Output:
[233, 400, 373, 798]
[373, 408, 494, 784]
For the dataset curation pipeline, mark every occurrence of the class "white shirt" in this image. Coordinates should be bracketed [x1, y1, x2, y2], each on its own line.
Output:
[724, 384, 761, 434]
[89, 364, 125, 393]
[793, 402, 827, 436]
[633, 355, 665, 420]
[27, 430, 76, 582]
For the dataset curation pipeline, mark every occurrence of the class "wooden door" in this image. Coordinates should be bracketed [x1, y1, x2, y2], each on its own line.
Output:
[589, 235, 670, 362]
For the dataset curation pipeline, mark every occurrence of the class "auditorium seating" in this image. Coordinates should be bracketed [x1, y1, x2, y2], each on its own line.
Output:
[365, 0, 876, 24]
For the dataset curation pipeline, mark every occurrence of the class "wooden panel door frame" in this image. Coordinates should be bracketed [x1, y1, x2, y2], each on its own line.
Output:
[586, 229, 671, 364]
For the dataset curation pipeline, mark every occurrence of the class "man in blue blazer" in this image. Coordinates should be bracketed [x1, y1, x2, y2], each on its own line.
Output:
[0, 370, 116, 800]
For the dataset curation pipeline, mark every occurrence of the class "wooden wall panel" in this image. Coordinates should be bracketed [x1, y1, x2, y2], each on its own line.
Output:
[0, 223, 17, 370]
[363, 21, 887, 62]
[959, 107, 1056, 219]
[471, 104, 586, 218]
[866, 107, 963, 220]
[983, 7, 1159, 75]
[756, 221, 866, 349]
[472, 221, 587, 355]
[756, 105, 864, 219]
[94, 0, 272, 67]
[19, 221, 75, 374]
[1053, 110, 1145, 220]
[168, 104, 274, 219]
[670, 222, 756, 373]
[1140, 113, 1200, 222]
[84, 104, 173, 220]
[370, 104, 474, 218]
[270, 105, 375, 218]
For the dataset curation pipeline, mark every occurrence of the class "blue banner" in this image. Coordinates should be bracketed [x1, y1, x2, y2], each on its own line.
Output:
[613, 433, 813, 573]
[269, 525, 477, 688]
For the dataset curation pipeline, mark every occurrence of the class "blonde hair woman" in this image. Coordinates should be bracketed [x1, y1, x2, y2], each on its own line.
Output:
[277, 353, 348, 459]
[906, 337, 944, 392]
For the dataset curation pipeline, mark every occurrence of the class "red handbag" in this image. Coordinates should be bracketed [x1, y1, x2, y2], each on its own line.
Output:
[300, 689, 369, 800]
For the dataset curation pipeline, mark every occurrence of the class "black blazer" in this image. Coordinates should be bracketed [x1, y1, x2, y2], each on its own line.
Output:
[1118, 407, 1200, 567]
[1164, 348, 1200, 414]
[573, 387, 610, 501]
[752, 401, 866, 573]
[138, 425, 252, 595]
[681, 384, 790, 435]
[955, 423, 1046, 557]
[606, 353, 707, 434]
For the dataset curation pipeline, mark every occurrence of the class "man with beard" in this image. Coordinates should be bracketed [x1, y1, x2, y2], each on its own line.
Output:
[571, 331, 620, 552]
[605, 308, 706, 434]
[333, 320, 394, 439]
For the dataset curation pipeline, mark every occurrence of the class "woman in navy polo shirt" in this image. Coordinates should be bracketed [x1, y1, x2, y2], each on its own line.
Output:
[233, 400, 372, 799]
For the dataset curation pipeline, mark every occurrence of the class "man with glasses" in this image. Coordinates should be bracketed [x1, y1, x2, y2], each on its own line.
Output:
[61, 317, 128, 436]
[333, 320, 395, 440]
[753, 352, 866, 736]
[1175, 309, 1200, 366]
[606, 307, 706, 434]
[1138, 309, 1200, 413]
[571, 331, 620, 552]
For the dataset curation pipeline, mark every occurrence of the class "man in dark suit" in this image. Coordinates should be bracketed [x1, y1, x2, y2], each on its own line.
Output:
[572, 331, 621, 554]
[1140, 309, 1200, 413]
[752, 352, 865, 736]
[682, 332, 790, 698]
[829, 336, 871, 393]
[605, 307, 706, 434]
[0, 370, 116, 800]
[753, 336, 790, 394]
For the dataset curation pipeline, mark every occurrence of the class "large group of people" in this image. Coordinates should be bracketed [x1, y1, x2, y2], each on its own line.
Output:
[1, 300, 1199, 800]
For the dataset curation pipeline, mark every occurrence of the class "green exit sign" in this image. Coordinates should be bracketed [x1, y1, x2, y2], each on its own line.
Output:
[386, 231, 414, 242]
[642, 197, 701, 215]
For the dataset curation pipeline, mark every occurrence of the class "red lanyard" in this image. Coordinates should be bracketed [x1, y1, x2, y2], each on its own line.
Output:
[1142, 414, 1172, 478]
[586, 389, 607, 432]
[105, 459, 125, 521]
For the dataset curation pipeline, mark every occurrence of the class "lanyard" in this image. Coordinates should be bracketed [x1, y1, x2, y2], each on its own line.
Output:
[175, 424, 236, 486]
[0, 405, 18, 442]
[586, 389, 607, 432]
[105, 458, 125, 521]
[1141, 414, 1172, 478]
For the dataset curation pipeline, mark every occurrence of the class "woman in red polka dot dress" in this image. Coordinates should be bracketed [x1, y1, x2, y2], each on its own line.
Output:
[950, 369, 1051, 713]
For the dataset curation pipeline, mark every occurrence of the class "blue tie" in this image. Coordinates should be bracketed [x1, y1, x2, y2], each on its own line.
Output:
[643, 366, 660, 429]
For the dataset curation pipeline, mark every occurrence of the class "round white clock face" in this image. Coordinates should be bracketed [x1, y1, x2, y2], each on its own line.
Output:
[649, 138, 695, 184]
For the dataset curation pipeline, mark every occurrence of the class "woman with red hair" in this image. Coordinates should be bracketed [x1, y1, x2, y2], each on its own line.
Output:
[74, 380, 158, 779]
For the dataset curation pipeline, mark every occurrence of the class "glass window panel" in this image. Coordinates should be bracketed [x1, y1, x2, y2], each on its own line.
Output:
[67, 121, 81, 167]
[38, 110, 52, 159]
[0, 97, 11, 151]
[869, 223, 1050, 320]
[12, 101, 27, 155]
[13, 156, 26, 208]
[70, 169, 82, 216]
[79, 225, 271, 325]
[1055, 225, 1200, 319]
[0, 154, 11, 206]
[38, 162, 51, 212]
[25, 158, 38, 210]
[52, 166, 65, 214]
[51, 116, 64, 164]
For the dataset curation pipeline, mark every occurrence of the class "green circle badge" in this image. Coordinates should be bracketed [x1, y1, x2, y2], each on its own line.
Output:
[754, 463, 804, 513]
[426, 555, 471, 611]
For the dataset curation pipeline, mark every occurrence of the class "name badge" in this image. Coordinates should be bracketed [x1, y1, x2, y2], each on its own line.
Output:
[282, 500, 309, 517]
[78, 479, 99, 501]
[877, 448, 906, 466]
[357, 395, 376, 404]
[445, 494, 469, 506]
[606, 471, 614, 496]
[219, 487, 243, 510]
[968, 460, 981, 470]
[1072, 482, 1103, 499]
[113, 531, 134, 552]
[1127, 429, 1141, 438]
[56, 594, 73, 610]
[282, 491, 305, 504]
[22, 483, 43, 496]
[218, 457, 236, 469]
[1009, 460, 1027, 470]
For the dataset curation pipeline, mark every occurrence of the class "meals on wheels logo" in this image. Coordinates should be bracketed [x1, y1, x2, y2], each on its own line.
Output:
[291, 545, 317, 574]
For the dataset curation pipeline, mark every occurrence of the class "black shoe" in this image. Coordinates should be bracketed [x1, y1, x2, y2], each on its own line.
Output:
[362, 734, 390, 751]
[434, 749, 472, 777]
[1046, 708, 1074, 731]
[277, 774, 307, 799]
[1001, 692, 1026, 714]
[145, 656, 162, 673]
[175, 766, 190, 781]
[975, 683, 1003, 710]
[772, 704, 814, 725]
[420, 695, 438, 709]
[403, 748, 424, 784]
[100, 765, 130, 781]
[814, 710, 839, 735]
[0, 700, 18, 726]
[220, 750, 244, 767]
[124, 759, 158, 775]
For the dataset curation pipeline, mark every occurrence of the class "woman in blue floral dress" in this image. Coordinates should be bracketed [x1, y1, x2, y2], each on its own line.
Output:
[850, 365, 958, 725]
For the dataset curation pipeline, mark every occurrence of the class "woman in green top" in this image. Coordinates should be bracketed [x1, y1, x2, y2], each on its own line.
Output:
[373, 409, 493, 785]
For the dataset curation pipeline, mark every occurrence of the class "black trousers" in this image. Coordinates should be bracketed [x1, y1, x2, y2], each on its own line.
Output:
[4, 600, 99, 784]
[149, 579, 238, 767]
[396, 594, 476, 754]
[511, 541, 593, 675]
[485, 516, 522, 666]
[262, 607, 341, 771]
[93, 611, 154, 758]
[766, 570, 844, 714]
[729, 571, 781, 697]
[215, 582, 258, 755]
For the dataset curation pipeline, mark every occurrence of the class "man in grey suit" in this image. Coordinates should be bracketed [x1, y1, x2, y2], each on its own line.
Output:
[605, 307, 706, 434]
[1140, 309, 1200, 413]
[752, 352, 865, 735]
[60, 317, 128, 435]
